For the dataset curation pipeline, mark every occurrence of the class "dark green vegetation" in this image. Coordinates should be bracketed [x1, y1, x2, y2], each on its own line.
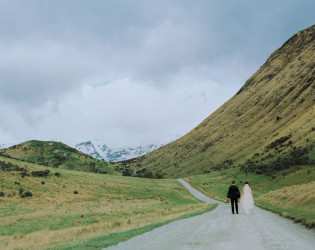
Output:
[114, 158, 164, 179]
[125, 25, 315, 178]
[240, 145, 313, 176]
[0, 140, 115, 174]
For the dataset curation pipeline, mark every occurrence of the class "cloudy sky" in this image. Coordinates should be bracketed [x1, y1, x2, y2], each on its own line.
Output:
[0, 0, 314, 147]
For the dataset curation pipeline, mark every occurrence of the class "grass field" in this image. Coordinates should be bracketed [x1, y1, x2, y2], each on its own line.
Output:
[0, 156, 216, 249]
[185, 164, 315, 228]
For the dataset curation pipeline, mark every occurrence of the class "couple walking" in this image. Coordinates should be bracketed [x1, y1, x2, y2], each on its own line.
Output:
[226, 180, 254, 214]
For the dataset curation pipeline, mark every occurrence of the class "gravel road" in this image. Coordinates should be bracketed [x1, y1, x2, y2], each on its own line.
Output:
[104, 179, 315, 250]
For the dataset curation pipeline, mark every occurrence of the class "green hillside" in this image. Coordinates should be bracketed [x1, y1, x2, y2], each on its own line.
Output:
[128, 25, 315, 178]
[0, 155, 215, 249]
[0, 140, 115, 174]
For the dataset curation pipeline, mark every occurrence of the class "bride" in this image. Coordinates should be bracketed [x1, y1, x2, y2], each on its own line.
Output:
[240, 182, 254, 214]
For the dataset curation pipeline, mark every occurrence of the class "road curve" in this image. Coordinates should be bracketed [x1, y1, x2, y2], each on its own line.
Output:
[104, 179, 315, 250]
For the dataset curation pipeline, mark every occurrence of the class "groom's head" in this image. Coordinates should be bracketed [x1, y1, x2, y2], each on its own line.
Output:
[232, 180, 235, 185]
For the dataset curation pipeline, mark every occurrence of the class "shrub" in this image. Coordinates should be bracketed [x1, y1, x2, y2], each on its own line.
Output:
[20, 171, 30, 178]
[24, 191, 33, 197]
[240, 146, 312, 175]
[20, 189, 32, 198]
[122, 168, 133, 176]
[266, 135, 291, 149]
[31, 170, 50, 177]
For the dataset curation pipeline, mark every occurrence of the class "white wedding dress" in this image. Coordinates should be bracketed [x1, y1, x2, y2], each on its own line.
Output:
[240, 184, 254, 214]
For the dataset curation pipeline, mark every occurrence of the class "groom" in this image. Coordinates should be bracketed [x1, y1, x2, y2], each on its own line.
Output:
[227, 180, 240, 214]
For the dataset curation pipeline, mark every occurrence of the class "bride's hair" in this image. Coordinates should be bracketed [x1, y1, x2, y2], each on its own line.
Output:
[245, 182, 249, 185]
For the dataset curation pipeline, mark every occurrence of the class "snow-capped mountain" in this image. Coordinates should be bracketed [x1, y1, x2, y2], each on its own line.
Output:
[75, 140, 164, 162]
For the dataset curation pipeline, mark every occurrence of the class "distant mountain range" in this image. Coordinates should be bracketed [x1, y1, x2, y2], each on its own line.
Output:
[1, 139, 177, 162]
[75, 140, 165, 162]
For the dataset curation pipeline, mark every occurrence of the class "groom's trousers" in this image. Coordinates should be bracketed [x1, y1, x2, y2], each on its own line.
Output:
[230, 198, 238, 214]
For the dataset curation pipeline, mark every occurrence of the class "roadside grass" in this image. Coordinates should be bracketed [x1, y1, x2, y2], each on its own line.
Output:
[51, 204, 217, 249]
[257, 181, 315, 228]
[185, 165, 315, 227]
[0, 156, 212, 249]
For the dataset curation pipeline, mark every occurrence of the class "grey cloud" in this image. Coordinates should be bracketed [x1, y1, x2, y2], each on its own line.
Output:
[0, 0, 314, 146]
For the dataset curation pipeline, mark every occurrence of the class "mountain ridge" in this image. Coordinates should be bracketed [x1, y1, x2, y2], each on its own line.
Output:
[128, 25, 315, 177]
[75, 140, 163, 162]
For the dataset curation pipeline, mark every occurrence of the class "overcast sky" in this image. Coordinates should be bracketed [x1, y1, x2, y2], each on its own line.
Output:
[0, 0, 314, 147]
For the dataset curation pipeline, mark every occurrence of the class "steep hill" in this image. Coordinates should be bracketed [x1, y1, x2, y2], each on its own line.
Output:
[0, 140, 115, 174]
[130, 25, 315, 177]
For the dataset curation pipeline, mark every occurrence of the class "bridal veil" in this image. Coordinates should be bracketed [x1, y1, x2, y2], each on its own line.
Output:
[240, 184, 254, 214]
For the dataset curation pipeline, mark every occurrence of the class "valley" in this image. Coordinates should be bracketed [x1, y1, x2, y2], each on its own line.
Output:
[0, 25, 314, 249]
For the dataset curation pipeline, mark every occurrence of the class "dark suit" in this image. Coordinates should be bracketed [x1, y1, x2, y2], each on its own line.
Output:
[227, 184, 240, 214]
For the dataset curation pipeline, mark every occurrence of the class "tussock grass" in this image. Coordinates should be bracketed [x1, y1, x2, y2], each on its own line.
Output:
[0, 156, 210, 249]
[257, 181, 315, 227]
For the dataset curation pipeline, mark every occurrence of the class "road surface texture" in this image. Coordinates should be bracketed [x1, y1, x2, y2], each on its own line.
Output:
[104, 179, 315, 250]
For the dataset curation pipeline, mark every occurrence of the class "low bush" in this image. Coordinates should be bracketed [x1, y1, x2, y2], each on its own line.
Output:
[241, 147, 313, 175]
[266, 135, 291, 149]
[31, 170, 50, 177]
[24, 191, 33, 197]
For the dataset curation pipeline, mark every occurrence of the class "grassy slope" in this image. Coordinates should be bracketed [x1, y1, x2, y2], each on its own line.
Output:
[256, 181, 315, 226]
[0, 155, 216, 249]
[0, 140, 115, 174]
[128, 25, 315, 178]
